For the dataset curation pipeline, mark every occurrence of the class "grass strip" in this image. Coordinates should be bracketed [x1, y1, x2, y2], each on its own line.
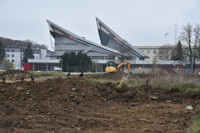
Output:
[190, 105, 200, 133]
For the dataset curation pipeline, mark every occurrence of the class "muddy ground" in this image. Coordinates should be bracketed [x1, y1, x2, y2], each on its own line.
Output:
[0, 71, 200, 133]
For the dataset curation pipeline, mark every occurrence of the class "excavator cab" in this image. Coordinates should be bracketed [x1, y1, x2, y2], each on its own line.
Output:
[105, 61, 117, 73]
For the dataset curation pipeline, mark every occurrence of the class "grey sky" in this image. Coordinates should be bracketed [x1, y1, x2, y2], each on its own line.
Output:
[0, 0, 199, 50]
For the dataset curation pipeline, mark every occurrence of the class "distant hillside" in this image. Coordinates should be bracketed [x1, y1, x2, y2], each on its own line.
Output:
[0, 37, 48, 50]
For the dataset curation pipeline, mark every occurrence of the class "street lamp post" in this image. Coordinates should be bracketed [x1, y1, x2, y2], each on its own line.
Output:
[95, 61, 97, 72]
[61, 59, 63, 71]
[67, 62, 68, 72]
[46, 58, 48, 72]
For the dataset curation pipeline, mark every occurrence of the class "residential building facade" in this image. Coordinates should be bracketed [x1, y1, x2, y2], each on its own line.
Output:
[135, 46, 176, 62]
[4, 46, 48, 70]
[135, 46, 160, 61]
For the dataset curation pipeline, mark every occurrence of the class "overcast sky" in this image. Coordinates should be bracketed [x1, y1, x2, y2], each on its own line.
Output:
[0, 0, 199, 50]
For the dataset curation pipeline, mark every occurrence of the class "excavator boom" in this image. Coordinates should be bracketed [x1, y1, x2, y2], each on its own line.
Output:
[116, 63, 131, 73]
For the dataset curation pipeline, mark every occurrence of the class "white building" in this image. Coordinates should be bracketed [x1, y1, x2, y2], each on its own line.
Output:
[4, 46, 48, 70]
[47, 19, 147, 62]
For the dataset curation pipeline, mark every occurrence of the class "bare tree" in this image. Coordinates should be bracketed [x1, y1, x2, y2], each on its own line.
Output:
[194, 24, 200, 58]
[152, 57, 158, 72]
[116, 43, 131, 62]
[180, 23, 200, 73]
[158, 44, 175, 60]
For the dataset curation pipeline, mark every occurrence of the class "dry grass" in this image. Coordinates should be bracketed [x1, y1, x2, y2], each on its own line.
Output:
[116, 69, 200, 92]
[116, 76, 130, 88]
[190, 104, 200, 133]
[89, 69, 200, 93]
[150, 72, 200, 92]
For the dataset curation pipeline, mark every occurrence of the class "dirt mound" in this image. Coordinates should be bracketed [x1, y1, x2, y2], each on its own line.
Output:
[1, 77, 198, 103]
[1, 75, 197, 104]
[2, 70, 28, 75]
[0, 70, 29, 79]
[87, 71, 130, 80]
[0, 77, 199, 132]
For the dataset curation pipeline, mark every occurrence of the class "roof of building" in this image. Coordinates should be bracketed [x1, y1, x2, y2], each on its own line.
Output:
[96, 17, 148, 59]
[28, 59, 59, 63]
[47, 20, 120, 56]
[46, 50, 56, 57]
[135, 46, 162, 49]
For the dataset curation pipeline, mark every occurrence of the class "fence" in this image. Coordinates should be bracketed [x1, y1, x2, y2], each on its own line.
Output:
[2, 62, 200, 74]
[62, 64, 103, 72]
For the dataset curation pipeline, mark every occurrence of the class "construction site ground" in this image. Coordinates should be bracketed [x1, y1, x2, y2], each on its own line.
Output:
[0, 70, 199, 133]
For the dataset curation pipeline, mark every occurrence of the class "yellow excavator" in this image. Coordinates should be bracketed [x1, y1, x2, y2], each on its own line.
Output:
[105, 61, 131, 73]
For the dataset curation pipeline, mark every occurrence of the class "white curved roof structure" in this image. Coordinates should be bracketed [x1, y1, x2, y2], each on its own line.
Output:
[47, 20, 120, 56]
[96, 17, 148, 59]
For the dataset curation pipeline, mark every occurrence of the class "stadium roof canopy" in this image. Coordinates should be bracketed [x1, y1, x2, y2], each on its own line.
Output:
[47, 20, 120, 56]
[96, 17, 148, 59]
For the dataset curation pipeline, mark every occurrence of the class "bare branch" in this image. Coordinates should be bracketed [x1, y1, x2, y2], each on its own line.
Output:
[158, 44, 175, 60]
[115, 43, 132, 62]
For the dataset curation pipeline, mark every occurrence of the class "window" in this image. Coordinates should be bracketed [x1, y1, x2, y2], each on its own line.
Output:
[153, 50, 156, 54]
[12, 54, 14, 57]
[147, 50, 150, 54]
[185, 50, 188, 54]
[100, 56, 104, 60]
[91, 56, 98, 60]
[12, 60, 14, 62]
[7, 54, 9, 57]
[141, 50, 144, 52]
[91, 56, 104, 60]
[34, 51, 39, 54]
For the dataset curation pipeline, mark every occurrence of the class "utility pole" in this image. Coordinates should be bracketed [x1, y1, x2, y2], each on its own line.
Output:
[61, 59, 63, 71]
[67, 62, 68, 72]
[175, 20, 178, 45]
[95, 61, 97, 72]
